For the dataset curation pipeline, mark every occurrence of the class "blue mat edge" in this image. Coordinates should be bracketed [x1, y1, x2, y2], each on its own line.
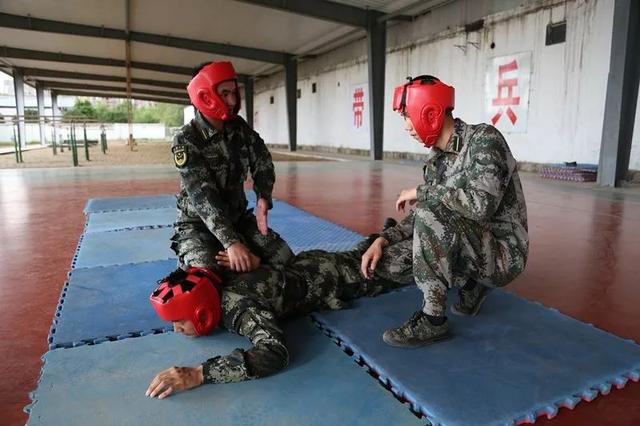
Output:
[46, 259, 178, 350]
[310, 293, 640, 426]
[83, 195, 176, 214]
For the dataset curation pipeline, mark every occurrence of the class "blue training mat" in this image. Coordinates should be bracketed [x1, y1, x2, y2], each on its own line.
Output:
[48, 259, 177, 349]
[28, 319, 422, 426]
[312, 287, 640, 425]
[84, 195, 176, 213]
[73, 227, 175, 268]
[84, 208, 176, 233]
[75, 198, 362, 268]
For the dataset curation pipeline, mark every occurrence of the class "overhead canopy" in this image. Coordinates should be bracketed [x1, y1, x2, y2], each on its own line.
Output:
[0, 0, 444, 104]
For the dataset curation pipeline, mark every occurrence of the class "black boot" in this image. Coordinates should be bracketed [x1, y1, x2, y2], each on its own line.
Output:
[382, 311, 451, 348]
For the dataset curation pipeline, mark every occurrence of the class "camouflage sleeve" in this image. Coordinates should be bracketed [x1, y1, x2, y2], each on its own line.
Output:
[246, 128, 276, 208]
[380, 210, 415, 244]
[201, 297, 288, 384]
[416, 129, 513, 222]
[173, 133, 240, 248]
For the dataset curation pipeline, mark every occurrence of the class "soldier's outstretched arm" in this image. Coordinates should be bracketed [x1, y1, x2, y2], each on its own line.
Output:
[416, 130, 513, 222]
[174, 137, 240, 248]
[201, 294, 289, 384]
[246, 129, 276, 208]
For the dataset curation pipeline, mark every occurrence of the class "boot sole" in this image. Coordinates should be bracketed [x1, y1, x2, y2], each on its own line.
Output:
[382, 331, 452, 349]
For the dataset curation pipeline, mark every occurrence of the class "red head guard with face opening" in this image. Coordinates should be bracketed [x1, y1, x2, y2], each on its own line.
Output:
[150, 267, 223, 336]
[187, 61, 241, 121]
[392, 75, 455, 147]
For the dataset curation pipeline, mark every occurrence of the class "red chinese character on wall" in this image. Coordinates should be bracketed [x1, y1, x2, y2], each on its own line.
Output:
[353, 88, 364, 128]
[491, 60, 520, 125]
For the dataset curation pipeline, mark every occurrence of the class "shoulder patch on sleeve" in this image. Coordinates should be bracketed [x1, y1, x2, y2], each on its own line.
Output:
[172, 144, 188, 167]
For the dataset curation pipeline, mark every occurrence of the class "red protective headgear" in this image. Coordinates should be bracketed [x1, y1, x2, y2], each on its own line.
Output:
[187, 61, 241, 121]
[150, 268, 223, 336]
[392, 75, 455, 147]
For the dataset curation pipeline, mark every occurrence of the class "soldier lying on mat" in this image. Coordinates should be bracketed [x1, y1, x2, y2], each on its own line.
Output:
[146, 231, 415, 399]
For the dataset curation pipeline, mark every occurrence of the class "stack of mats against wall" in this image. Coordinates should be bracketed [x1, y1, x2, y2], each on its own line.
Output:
[312, 287, 640, 425]
[31, 194, 426, 425]
[539, 163, 597, 182]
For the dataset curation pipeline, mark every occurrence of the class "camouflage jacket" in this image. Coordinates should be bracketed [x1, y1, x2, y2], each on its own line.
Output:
[201, 243, 409, 384]
[172, 111, 276, 248]
[380, 118, 528, 255]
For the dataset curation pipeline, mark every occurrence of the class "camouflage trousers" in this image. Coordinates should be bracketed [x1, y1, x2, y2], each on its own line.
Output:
[171, 210, 294, 279]
[413, 203, 526, 316]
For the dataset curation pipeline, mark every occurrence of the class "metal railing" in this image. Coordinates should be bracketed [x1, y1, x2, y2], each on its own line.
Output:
[1, 115, 108, 166]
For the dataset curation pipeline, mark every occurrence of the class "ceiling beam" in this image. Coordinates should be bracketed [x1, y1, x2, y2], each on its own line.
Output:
[36, 80, 186, 99]
[8, 67, 186, 90]
[0, 47, 251, 79]
[54, 89, 190, 105]
[0, 46, 193, 75]
[0, 12, 287, 64]
[238, 0, 368, 27]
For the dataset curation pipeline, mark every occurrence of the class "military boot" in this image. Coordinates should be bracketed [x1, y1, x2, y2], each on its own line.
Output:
[382, 311, 451, 348]
[451, 281, 493, 316]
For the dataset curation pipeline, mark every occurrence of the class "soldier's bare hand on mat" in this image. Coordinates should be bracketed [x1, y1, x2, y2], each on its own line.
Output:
[216, 249, 261, 271]
[395, 187, 418, 213]
[255, 198, 270, 236]
[146, 366, 203, 399]
[361, 237, 389, 279]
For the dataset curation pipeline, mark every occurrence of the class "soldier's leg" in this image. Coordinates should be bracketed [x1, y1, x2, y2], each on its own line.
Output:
[414, 202, 525, 316]
[170, 230, 234, 281]
[382, 204, 463, 348]
[238, 212, 294, 266]
[372, 239, 414, 285]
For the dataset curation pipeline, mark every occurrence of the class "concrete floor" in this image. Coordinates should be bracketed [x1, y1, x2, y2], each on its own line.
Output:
[1, 161, 639, 425]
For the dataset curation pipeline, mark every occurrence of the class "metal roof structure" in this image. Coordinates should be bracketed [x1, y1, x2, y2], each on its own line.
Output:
[0, 0, 454, 156]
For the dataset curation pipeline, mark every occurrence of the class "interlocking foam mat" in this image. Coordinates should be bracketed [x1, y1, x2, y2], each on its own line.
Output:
[312, 287, 640, 425]
[55, 196, 364, 348]
[48, 259, 177, 349]
[84, 208, 176, 233]
[75, 197, 363, 268]
[73, 227, 175, 268]
[84, 194, 177, 213]
[29, 319, 422, 426]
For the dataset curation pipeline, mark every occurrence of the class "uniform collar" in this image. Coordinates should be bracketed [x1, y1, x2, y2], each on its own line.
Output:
[194, 110, 223, 142]
[442, 118, 467, 154]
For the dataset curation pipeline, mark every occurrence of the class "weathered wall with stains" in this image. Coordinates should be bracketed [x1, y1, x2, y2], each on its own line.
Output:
[252, 0, 639, 169]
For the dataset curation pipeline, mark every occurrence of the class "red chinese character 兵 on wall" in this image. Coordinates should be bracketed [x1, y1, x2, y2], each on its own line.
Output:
[353, 88, 364, 128]
[491, 60, 520, 125]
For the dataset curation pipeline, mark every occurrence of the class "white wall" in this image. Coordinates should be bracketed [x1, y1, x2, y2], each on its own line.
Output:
[253, 0, 640, 168]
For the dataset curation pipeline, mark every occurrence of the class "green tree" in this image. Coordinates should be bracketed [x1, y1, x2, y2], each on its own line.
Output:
[63, 100, 97, 120]
[94, 101, 128, 123]
[133, 102, 183, 126]
[24, 108, 39, 121]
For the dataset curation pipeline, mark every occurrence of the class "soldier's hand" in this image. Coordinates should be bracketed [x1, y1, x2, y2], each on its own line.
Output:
[256, 198, 269, 236]
[361, 237, 388, 279]
[226, 242, 260, 272]
[146, 365, 203, 399]
[215, 250, 261, 271]
[395, 187, 418, 213]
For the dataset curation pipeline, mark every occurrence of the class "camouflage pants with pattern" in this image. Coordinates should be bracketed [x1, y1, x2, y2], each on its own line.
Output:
[171, 210, 294, 279]
[413, 203, 525, 316]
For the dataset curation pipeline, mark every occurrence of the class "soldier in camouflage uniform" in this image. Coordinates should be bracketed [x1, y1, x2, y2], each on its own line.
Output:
[361, 75, 528, 348]
[172, 61, 293, 277]
[146, 232, 414, 398]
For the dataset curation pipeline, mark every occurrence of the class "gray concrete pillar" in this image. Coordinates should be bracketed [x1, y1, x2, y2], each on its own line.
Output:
[12, 69, 26, 148]
[36, 81, 47, 146]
